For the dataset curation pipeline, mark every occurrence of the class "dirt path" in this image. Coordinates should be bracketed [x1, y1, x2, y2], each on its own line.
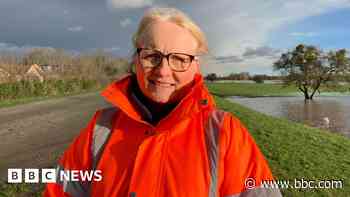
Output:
[0, 92, 110, 180]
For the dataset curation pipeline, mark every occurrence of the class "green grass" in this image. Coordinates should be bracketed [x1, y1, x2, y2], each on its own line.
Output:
[206, 82, 350, 97]
[0, 182, 44, 197]
[0, 78, 102, 103]
[0, 87, 102, 109]
[0, 78, 105, 109]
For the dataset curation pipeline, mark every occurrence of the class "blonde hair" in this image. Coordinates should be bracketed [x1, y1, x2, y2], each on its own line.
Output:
[132, 7, 208, 55]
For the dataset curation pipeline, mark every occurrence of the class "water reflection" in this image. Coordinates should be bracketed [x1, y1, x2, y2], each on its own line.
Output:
[228, 96, 350, 138]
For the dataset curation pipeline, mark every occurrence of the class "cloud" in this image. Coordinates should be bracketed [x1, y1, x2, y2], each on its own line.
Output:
[110, 47, 121, 51]
[67, 26, 83, 32]
[0, 43, 9, 49]
[200, 55, 278, 75]
[0, 42, 29, 53]
[2, 0, 349, 75]
[105, 46, 121, 52]
[189, 0, 350, 74]
[194, 0, 350, 57]
[243, 46, 282, 59]
[213, 55, 244, 63]
[120, 18, 132, 27]
[289, 32, 319, 37]
[103, 46, 122, 55]
[0, 42, 55, 54]
[107, 0, 154, 9]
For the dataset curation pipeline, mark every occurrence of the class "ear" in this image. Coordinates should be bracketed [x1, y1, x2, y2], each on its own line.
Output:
[131, 54, 139, 74]
[193, 59, 201, 74]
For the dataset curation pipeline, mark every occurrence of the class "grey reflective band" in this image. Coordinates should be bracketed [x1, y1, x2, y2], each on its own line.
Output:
[54, 107, 118, 197]
[92, 107, 118, 170]
[205, 109, 226, 197]
[223, 187, 282, 197]
[55, 165, 89, 197]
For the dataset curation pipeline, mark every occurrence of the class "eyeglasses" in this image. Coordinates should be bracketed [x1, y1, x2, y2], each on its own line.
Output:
[137, 48, 198, 72]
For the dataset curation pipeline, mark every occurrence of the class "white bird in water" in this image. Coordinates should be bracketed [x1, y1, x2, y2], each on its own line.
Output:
[322, 117, 330, 128]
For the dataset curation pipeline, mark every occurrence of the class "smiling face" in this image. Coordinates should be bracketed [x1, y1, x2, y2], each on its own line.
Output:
[135, 20, 200, 104]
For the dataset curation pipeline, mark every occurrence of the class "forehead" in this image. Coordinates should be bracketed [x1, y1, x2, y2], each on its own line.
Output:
[141, 20, 198, 54]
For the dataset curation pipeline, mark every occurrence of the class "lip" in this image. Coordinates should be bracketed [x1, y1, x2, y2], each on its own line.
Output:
[149, 79, 175, 87]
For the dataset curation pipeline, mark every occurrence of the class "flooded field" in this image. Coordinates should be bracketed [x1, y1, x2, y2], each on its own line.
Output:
[228, 96, 350, 138]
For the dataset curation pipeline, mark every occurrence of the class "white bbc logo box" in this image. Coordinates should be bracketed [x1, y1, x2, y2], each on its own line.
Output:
[8, 168, 56, 183]
[8, 169, 22, 183]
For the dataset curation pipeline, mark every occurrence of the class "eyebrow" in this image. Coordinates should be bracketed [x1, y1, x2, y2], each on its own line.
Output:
[146, 43, 156, 49]
[142, 47, 197, 56]
[143, 40, 156, 49]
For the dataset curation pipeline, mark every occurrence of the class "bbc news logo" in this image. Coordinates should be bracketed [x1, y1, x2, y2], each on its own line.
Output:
[8, 168, 102, 183]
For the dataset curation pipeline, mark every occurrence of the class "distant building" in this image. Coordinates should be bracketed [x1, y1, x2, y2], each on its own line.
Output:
[0, 63, 68, 83]
[40, 64, 61, 72]
[0, 67, 11, 83]
[25, 64, 45, 82]
[40, 64, 62, 80]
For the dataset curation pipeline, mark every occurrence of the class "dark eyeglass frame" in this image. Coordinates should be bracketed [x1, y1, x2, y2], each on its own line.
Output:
[136, 48, 198, 72]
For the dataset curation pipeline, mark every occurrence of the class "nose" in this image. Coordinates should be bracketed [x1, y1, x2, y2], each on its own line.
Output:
[154, 56, 172, 76]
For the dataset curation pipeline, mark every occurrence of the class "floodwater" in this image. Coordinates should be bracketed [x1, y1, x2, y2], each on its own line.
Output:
[227, 96, 350, 138]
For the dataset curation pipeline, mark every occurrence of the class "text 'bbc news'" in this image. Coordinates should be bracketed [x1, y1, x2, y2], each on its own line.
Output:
[7, 168, 102, 183]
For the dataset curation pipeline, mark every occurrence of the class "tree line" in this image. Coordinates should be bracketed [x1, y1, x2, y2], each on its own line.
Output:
[0, 48, 130, 84]
[204, 72, 283, 83]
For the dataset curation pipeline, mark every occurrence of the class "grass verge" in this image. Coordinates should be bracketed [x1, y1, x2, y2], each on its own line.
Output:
[206, 82, 350, 97]
[0, 78, 104, 108]
[0, 88, 102, 109]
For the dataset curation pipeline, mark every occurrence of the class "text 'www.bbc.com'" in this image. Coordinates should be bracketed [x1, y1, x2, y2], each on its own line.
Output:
[244, 177, 343, 190]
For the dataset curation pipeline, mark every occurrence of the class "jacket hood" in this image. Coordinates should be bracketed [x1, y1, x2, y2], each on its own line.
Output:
[101, 73, 216, 129]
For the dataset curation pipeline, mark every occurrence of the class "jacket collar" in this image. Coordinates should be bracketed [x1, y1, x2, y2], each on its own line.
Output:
[101, 73, 216, 130]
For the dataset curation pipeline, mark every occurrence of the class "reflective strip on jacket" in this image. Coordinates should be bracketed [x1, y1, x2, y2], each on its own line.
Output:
[44, 74, 282, 197]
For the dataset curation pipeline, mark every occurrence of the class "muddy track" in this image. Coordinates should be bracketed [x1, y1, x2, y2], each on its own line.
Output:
[0, 92, 110, 180]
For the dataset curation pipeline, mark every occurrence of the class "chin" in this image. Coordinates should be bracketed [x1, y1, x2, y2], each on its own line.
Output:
[147, 93, 172, 104]
[151, 96, 171, 104]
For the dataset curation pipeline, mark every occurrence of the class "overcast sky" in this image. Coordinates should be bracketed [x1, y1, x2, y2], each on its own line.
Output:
[1, 0, 350, 75]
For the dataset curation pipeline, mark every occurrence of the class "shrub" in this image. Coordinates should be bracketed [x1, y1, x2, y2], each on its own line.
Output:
[0, 78, 100, 102]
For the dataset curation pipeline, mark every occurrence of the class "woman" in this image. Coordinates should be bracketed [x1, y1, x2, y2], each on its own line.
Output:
[44, 7, 282, 197]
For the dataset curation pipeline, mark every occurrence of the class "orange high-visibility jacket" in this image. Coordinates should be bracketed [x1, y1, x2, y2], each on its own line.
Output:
[44, 74, 282, 197]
